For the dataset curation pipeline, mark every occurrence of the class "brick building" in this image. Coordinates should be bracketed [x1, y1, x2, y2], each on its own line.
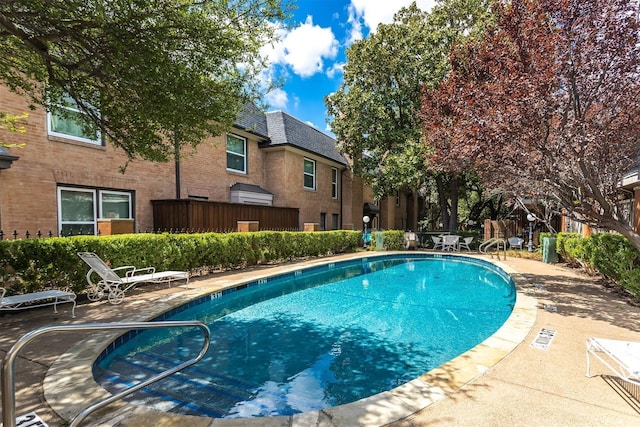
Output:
[0, 86, 413, 236]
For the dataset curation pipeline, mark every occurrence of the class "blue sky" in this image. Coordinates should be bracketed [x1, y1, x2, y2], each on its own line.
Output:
[261, 0, 437, 137]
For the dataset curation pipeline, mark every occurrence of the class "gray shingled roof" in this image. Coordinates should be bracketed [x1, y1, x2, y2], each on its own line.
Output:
[234, 104, 269, 138]
[263, 111, 348, 165]
[230, 182, 273, 195]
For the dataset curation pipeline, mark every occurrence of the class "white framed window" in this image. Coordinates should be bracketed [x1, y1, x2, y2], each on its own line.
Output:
[48, 94, 101, 145]
[226, 134, 247, 173]
[304, 158, 316, 190]
[396, 190, 401, 206]
[101, 190, 132, 219]
[57, 187, 132, 235]
[331, 167, 339, 199]
[58, 188, 96, 236]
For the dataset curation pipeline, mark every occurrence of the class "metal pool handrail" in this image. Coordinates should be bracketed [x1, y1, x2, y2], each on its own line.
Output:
[479, 237, 508, 260]
[1, 321, 211, 427]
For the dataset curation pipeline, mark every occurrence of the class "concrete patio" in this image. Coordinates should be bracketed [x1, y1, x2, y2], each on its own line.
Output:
[1, 253, 639, 426]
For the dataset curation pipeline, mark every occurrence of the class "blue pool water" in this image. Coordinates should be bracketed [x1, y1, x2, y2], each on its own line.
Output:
[94, 254, 515, 419]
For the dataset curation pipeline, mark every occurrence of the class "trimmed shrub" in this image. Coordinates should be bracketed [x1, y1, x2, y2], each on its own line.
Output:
[555, 232, 640, 298]
[0, 230, 361, 295]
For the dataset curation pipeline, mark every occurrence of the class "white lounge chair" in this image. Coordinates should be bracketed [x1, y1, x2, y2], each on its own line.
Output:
[77, 252, 189, 305]
[1, 287, 76, 317]
[586, 337, 640, 386]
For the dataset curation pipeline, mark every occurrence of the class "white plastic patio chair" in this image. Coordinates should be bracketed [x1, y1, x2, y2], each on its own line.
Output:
[404, 232, 417, 249]
[508, 237, 525, 250]
[431, 236, 443, 250]
[459, 236, 473, 251]
[586, 337, 640, 386]
[77, 252, 189, 304]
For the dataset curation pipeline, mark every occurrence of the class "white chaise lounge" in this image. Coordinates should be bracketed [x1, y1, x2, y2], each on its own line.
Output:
[77, 251, 189, 305]
[586, 337, 640, 386]
[1, 287, 76, 317]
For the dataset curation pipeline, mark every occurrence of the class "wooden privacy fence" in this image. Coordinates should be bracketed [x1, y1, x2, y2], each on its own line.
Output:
[483, 219, 519, 240]
[151, 199, 299, 232]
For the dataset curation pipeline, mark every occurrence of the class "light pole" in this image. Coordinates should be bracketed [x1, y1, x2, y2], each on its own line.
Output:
[363, 215, 370, 248]
[527, 213, 536, 252]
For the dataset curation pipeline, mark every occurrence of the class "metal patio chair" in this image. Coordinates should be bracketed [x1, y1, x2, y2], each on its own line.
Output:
[78, 252, 189, 304]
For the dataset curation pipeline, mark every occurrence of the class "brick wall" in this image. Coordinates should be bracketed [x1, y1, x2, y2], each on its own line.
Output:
[0, 86, 357, 234]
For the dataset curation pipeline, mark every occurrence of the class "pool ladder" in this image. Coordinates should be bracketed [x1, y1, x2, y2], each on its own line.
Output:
[1, 321, 211, 427]
[479, 237, 508, 260]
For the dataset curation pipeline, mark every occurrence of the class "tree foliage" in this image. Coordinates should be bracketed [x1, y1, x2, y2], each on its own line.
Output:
[325, 0, 491, 203]
[422, 0, 640, 249]
[0, 0, 290, 161]
[0, 112, 28, 148]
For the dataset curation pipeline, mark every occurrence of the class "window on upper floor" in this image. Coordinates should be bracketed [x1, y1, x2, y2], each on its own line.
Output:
[57, 186, 132, 236]
[396, 190, 400, 206]
[226, 133, 247, 174]
[304, 158, 316, 190]
[48, 94, 101, 145]
[331, 167, 339, 199]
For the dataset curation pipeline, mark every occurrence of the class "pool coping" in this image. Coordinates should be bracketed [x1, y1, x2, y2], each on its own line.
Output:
[44, 252, 537, 426]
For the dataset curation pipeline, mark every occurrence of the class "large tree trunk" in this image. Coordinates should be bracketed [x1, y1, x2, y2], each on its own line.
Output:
[436, 175, 450, 230]
[449, 175, 459, 231]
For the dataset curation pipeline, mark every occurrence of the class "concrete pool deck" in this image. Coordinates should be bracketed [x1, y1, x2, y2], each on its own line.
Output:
[1, 252, 640, 426]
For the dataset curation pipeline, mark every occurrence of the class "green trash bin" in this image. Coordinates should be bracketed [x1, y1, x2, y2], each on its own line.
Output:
[542, 237, 558, 263]
[374, 231, 385, 251]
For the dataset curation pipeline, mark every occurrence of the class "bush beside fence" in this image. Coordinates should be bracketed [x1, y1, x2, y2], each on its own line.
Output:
[0, 230, 362, 295]
[556, 232, 640, 299]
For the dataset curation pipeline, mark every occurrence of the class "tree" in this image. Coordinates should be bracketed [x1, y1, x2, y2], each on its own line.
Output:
[422, 0, 640, 250]
[325, 0, 491, 229]
[326, 3, 430, 198]
[0, 112, 28, 148]
[0, 0, 290, 161]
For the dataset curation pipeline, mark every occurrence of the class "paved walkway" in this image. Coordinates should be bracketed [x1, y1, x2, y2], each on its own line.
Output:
[393, 256, 640, 426]
[1, 253, 639, 426]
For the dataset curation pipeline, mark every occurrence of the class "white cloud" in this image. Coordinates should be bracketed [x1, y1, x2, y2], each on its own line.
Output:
[265, 16, 339, 78]
[326, 62, 345, 79]
[349, 0, 437, 33]
[325, 122, 333, 134]
[346, 7, 363, 45]
[264, 87, 288, 109]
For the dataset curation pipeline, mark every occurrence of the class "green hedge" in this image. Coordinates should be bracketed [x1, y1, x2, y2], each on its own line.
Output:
[374, 230, 405, 250]
[556, 232, 640, 299]
[0, 230, 361, 295]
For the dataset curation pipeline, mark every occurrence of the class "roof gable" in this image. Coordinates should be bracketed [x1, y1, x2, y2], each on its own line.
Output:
[263, 111, 347, 165]
[234, 104, 268, 138]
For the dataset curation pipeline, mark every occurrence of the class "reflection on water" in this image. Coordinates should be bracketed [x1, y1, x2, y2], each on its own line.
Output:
[94, 256, 515, 419]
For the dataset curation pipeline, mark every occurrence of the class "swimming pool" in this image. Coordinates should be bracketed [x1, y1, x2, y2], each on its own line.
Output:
[93, 254, 515, 419]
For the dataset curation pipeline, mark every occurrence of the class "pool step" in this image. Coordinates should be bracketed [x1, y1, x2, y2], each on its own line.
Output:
[96, 350, 275, 417]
